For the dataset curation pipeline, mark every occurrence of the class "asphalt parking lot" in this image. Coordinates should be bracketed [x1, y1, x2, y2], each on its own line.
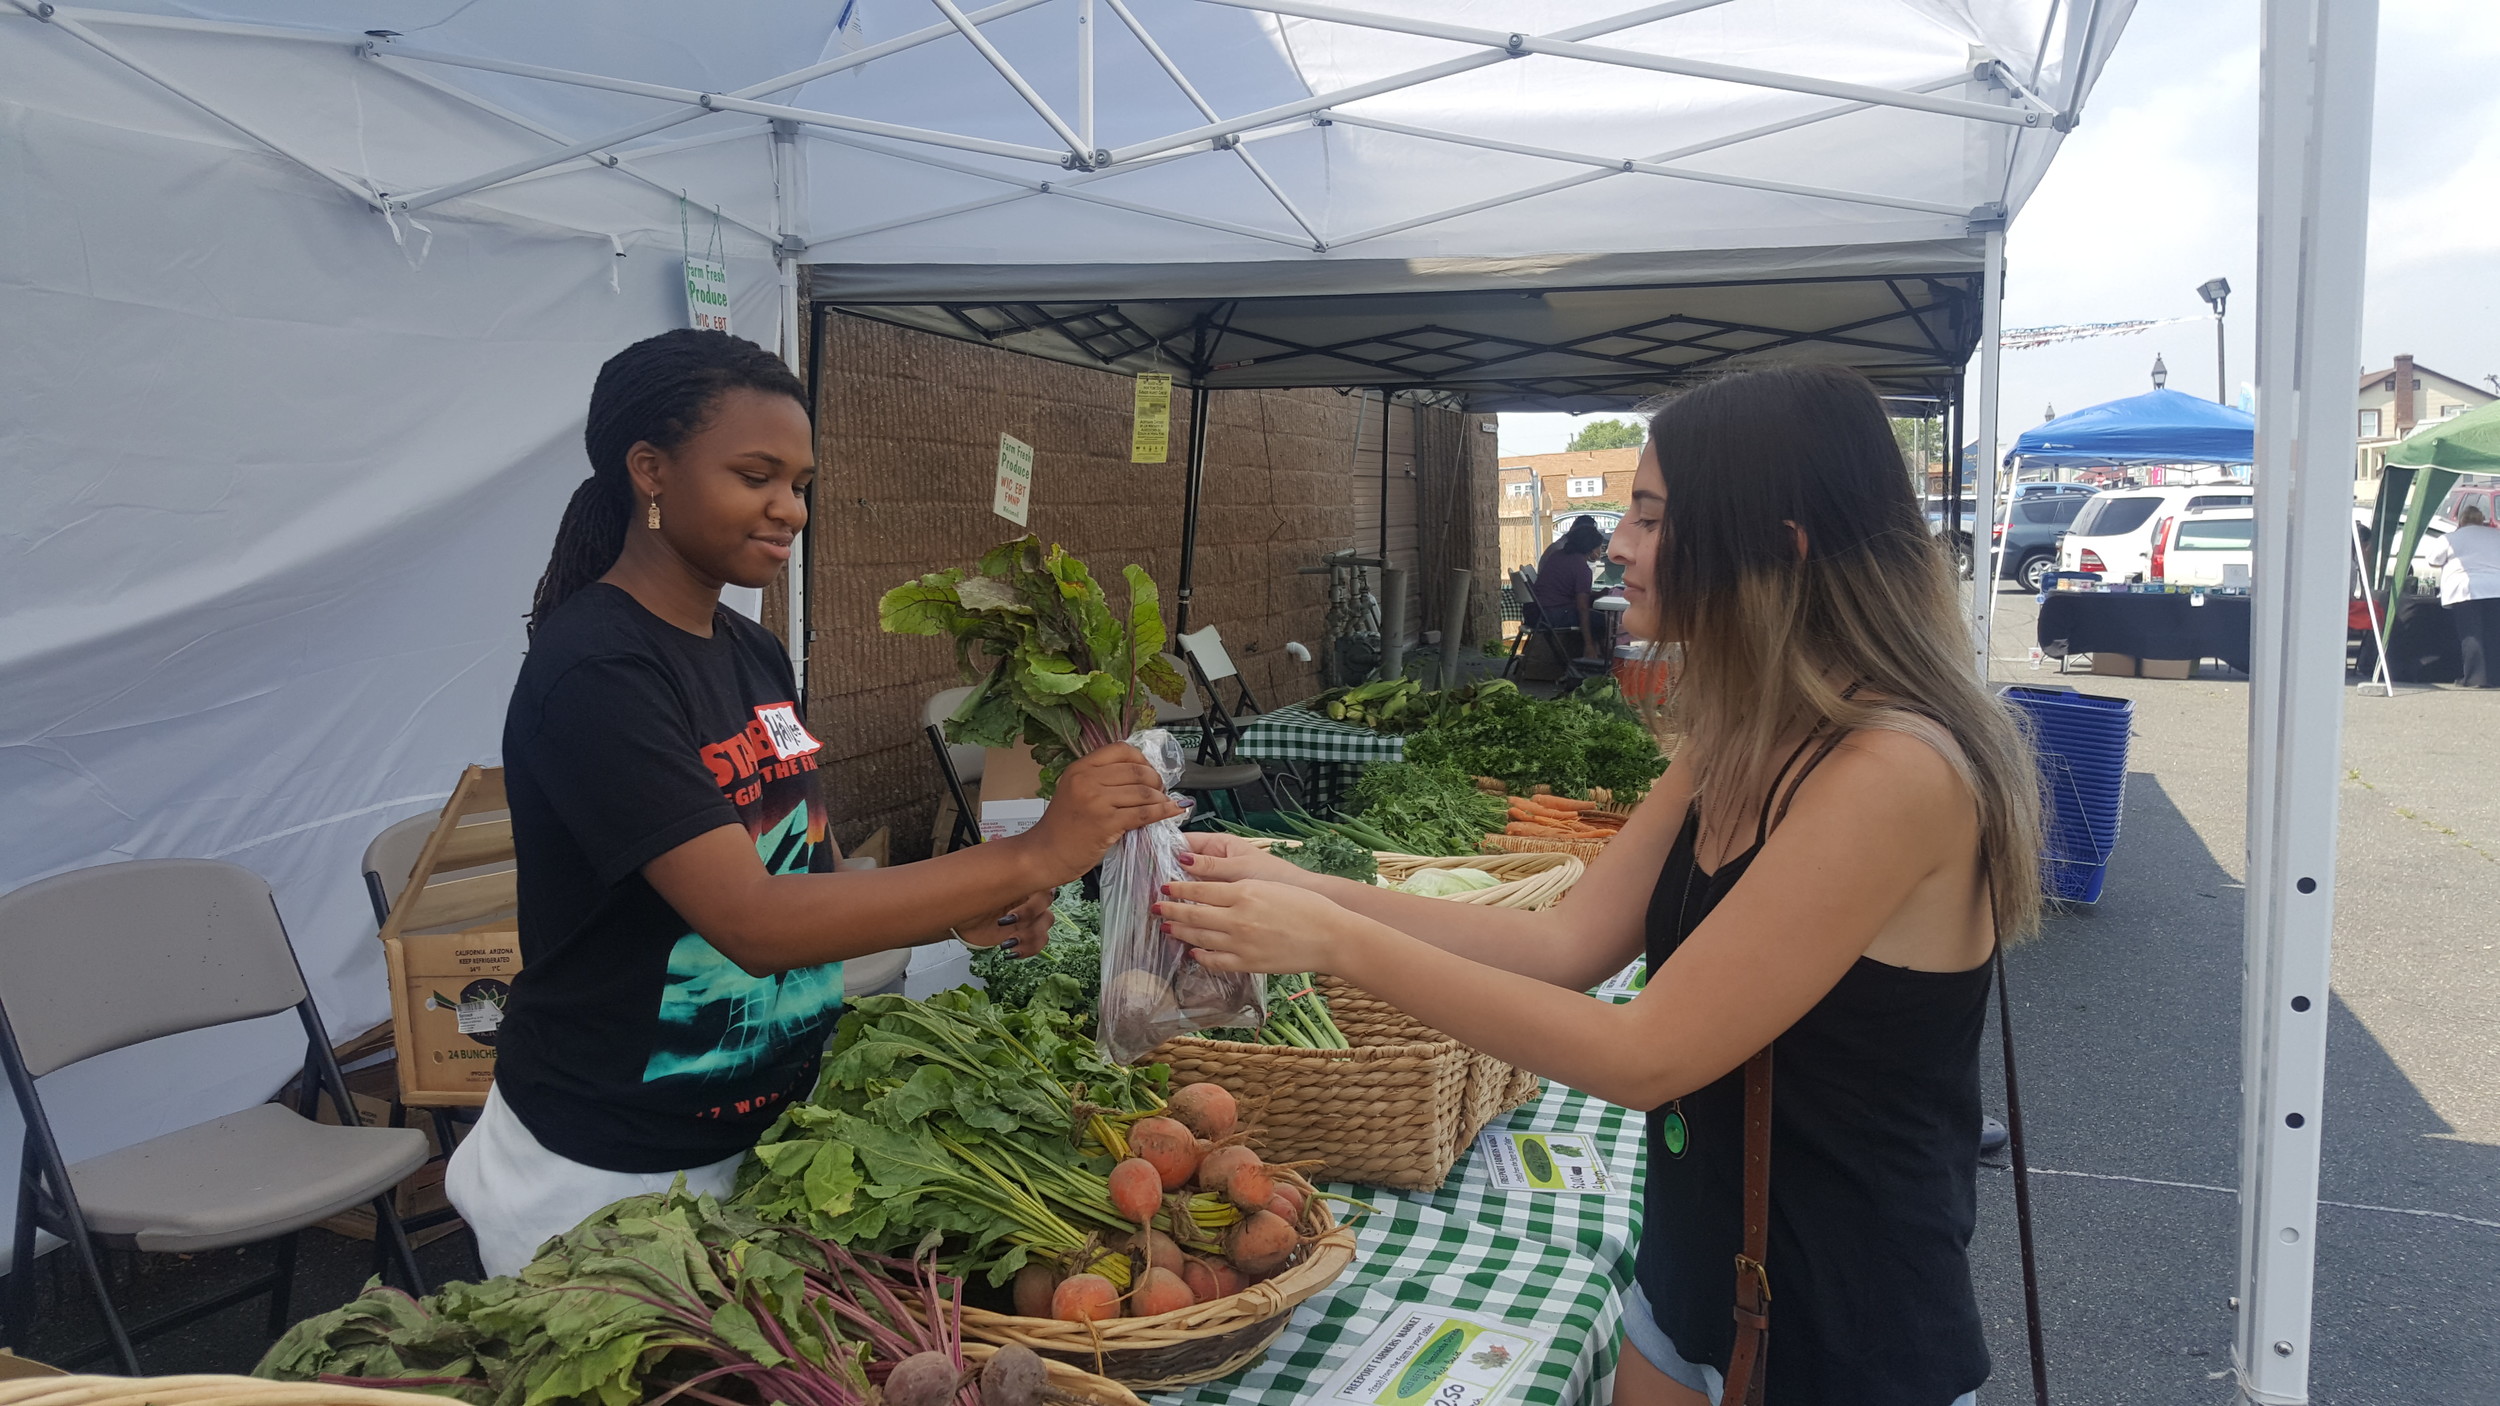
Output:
[1970, 588, 2499, 1405]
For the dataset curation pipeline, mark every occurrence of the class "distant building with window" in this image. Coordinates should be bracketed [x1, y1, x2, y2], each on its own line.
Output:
[2356, 354, 2495, 496]
[1496, 448, 1639, 576]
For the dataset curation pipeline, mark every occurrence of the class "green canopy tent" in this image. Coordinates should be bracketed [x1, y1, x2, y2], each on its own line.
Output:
[2370, 399, 2500, 596]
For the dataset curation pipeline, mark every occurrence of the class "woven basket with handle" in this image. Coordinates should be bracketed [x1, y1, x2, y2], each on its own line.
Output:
[0, 1352, 1149, 1406]
[959, 1171, 1356, 1390]
[1147, 976, 1539, 1193]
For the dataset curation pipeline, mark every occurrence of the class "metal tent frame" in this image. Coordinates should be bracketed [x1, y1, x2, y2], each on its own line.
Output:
[5, 2, 2380, 1399]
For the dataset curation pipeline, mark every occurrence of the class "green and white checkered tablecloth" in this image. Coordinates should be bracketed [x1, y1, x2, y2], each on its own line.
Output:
[1231, 704, 1407, 765]
[1395, 1079, 1649, 1295]
[1155, 1198, 1622, 1406]
[1168, 703, 1406, 812]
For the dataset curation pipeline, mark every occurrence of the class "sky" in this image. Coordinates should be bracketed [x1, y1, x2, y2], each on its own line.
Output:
[1499, 0, 2500, 459]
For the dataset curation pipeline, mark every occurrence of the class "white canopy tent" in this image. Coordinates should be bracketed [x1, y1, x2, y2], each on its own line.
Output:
[1, 2, 2373, 1398]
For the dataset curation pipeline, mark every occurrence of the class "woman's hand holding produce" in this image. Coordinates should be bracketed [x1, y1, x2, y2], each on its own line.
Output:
[1026, 742, 1184, 878]
[1178, 831, 1325, 888]
[1156, 878, 1359, 976]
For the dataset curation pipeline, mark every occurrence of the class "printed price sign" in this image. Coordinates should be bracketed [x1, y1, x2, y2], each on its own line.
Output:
[1322, 1310, 1543, 1406]
[1131, 373, 1173, 463]
[1595, 962, 1646, 997]
[684, 256, 731, 333]
[1476, 1129, 1619, 1194]
[993, 432, 1035, 526]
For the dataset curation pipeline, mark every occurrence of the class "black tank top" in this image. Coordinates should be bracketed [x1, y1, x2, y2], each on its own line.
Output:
[1634, 729, 1992, 1406]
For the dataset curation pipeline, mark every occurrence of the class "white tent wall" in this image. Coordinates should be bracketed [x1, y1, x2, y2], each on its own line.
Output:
[0, 35, 784, 1272]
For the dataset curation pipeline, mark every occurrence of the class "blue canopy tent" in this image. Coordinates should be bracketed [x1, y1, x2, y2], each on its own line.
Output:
[2010, 387, 2257, 466]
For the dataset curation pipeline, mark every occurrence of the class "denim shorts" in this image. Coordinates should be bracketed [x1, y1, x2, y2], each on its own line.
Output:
[1619, 1282, 1977, 1406]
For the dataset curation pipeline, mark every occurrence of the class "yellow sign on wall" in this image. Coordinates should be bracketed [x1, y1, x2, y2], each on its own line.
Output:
[1131, 374, 1173, 463]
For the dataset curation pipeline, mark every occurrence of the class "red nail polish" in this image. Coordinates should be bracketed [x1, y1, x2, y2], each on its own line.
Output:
[1177, 852, 1196, 867]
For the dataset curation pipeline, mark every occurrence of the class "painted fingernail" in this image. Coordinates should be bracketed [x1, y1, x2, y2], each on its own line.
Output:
[996, 914, 1018, 926]
[1177, 852, 1196, 867]
[1160, 884, 1174, 897]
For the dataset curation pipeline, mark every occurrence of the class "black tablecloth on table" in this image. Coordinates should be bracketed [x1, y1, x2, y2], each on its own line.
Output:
[2036, 592, 2253, 673]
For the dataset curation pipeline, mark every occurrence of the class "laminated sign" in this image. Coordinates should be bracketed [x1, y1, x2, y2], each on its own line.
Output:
[1476, 1128, 1619, 1194]
[993, 432, 1035, 526]
[1131, 373, 1173, 463]
[684, 256, 731, 334]
[1320, 1310, 1544, 1406]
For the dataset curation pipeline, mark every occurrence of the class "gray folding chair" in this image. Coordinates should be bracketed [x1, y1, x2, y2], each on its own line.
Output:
[0, 860, 430, 1373]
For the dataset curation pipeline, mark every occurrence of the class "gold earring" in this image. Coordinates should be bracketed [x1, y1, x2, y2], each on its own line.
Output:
[647, 500, 661, 530]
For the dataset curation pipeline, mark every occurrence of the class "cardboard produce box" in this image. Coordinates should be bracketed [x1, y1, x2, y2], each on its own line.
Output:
[390, 927, 521, 1100]
[2138, 658, 2194, 679]
[2089, 652, 2139, 677]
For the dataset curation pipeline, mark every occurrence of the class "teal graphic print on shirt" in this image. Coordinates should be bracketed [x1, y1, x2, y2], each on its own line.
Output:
[641, 800, 844, 1085]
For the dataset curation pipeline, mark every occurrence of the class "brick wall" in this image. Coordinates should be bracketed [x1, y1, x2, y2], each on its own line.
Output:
[797, 313, 1483, 860]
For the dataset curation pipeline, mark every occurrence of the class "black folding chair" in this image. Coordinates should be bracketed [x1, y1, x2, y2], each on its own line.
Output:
[1504, 569, 1610, 683]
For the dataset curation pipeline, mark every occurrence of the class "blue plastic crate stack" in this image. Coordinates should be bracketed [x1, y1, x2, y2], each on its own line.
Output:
[2003, 686, 2134, 904]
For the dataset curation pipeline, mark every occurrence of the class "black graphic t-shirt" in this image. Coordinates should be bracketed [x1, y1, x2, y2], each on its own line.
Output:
[497, 583, 843, 1172]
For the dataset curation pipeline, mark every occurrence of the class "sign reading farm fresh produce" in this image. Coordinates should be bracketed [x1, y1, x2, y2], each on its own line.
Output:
[1322, 1309, 1543, 1406]
[992, 433, 1035, 526]
[683, 255, 730, 333]
[1131, 373, 1173, 463]
[1476, 1128, 1619, 1194]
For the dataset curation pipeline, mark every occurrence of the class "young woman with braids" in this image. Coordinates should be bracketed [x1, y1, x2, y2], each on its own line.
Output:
[1164, 366, 2043, 1405]
[447, 330, 1178, 1274]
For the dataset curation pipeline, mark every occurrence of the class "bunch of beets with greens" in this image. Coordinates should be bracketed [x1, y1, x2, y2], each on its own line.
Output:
[730, 986, 1252, 1291]
[880, 535, 1186, 790]
[966, 883, 1101, 1011]
[258, 1191, 1066, 1406]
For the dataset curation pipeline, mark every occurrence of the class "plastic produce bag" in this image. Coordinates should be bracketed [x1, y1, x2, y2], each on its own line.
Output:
[1096, 729, 1264, 1062]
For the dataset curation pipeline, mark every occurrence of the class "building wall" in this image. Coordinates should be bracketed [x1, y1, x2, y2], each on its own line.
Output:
[2355, 354, 2497, 488]
[793, 313, 1485, 859]
[1496, 448, 1639, 574]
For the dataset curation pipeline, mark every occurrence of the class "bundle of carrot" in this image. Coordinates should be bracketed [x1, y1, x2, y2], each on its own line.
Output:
[1501, 793, 1627, 841]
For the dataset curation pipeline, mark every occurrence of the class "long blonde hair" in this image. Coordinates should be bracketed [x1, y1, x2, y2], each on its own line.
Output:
[1645, 366, 2046, 942]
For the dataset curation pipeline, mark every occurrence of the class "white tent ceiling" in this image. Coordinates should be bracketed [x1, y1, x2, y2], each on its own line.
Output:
[10, 0, 2129, 403]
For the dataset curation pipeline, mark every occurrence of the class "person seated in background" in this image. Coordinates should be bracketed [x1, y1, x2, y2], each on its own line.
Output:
[1534, 514, 1612, 664]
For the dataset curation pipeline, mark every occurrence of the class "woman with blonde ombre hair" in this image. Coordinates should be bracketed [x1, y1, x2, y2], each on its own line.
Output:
[1164, 364, 2043, 1405]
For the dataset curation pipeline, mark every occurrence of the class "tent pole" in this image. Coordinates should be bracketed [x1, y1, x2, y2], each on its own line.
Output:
[2237, 1, 2375, 1400]
[1968, 224, 2006, 680]
[1379, 392, 1393, 564]
[1175, 385, 1212, 638]
[774, 119, 810, 695]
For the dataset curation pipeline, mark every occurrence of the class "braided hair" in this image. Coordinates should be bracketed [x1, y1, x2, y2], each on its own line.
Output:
[528, 329, 806, 635]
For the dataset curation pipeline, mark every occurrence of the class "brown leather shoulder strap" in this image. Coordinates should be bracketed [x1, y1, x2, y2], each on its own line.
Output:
[1723, 1046, 1773, 1406]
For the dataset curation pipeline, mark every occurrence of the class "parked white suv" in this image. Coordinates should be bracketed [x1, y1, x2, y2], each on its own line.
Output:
[2150, 507, 2254, 587]
[2057, 486, 2254, 581]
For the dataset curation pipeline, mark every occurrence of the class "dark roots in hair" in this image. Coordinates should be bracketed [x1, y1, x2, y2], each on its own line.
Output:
[527, 328, 806, 635]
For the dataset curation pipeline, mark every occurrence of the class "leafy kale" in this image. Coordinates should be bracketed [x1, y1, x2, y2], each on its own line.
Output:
[1403, 679, 1667, 798]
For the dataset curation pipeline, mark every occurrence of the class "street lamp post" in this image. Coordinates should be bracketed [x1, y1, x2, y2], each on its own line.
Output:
[2152, 354, 2169, 391]
[2199, 277, 2232, 403]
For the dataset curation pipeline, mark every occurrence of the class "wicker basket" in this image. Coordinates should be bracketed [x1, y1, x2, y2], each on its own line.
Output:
[1149, 977, 1538, 1192]
[1237, 839, 1583, 910]
[1372, 851, 1582, 909]
[1479, 832, 1613, 862]
[959, 1175, 1357, 1390]
[0, 1356, 1150, 1406]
